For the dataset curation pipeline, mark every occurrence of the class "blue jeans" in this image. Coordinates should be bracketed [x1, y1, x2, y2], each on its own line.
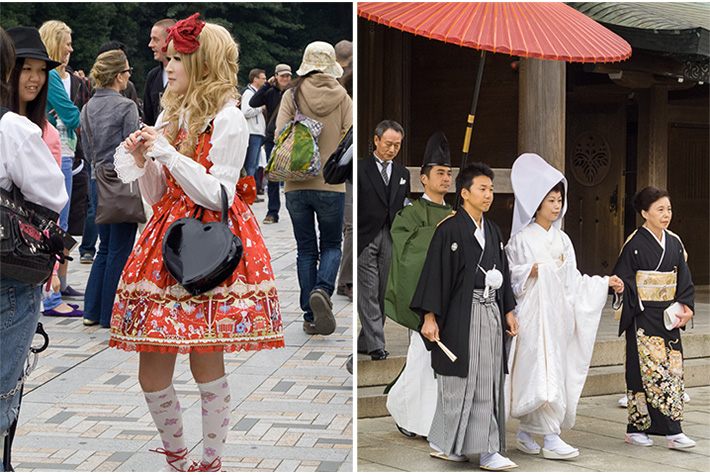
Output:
[265, 141, 281, 219]
[43, 156, 73, 310]
[79, 173, 98, 258]
[0, 277, 41, 442]
[285, 190, 345, 321]
[244, 134, 264, 181]
[84, 221, 137, 327]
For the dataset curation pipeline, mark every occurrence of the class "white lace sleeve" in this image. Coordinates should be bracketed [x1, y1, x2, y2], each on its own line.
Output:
[146, 104, 247, 211]
[113, 142, 146, 183]
[138, 158, 167, 206]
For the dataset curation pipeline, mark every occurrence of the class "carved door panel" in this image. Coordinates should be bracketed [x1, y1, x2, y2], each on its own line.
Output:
[565, 105, 626, 276]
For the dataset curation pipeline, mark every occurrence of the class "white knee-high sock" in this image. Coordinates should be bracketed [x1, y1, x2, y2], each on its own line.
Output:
[144, 385, 189, 470]
[198, 375, 231, 467]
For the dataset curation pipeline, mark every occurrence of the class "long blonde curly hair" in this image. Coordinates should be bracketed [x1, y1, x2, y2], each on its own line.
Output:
[161, 22, 240, 157]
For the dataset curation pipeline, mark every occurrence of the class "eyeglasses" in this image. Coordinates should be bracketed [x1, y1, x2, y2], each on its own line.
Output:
[121, 67, 134, 75]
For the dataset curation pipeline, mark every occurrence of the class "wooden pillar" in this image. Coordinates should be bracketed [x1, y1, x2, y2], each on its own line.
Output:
[637, 85, 668, 190]
[518, 58, 566, 172]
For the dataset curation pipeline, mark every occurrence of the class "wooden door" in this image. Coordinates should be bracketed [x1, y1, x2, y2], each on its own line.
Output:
[566, 104, 626, 276]
[667, 124, 709, 284]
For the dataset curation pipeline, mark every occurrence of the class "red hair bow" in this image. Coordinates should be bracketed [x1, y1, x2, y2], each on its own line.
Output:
[163, 13, 205, 54]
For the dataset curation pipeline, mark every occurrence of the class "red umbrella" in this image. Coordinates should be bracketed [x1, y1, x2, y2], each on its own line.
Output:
[358, 2, 631, 63]
[358, 2, 632, 191]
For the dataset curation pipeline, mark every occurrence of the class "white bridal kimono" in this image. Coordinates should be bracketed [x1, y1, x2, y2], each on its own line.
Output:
[505, 152, 609, 435]
[506, 222, 608, 434]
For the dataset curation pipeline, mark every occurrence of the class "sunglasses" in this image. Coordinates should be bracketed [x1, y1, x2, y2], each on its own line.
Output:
[121, 67, 134, 75]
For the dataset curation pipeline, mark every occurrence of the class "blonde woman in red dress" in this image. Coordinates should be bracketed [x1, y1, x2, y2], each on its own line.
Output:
[111, 14, 284, 472]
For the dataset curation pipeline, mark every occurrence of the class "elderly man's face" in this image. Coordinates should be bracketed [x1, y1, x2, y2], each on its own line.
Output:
[373, 128, 402, 162]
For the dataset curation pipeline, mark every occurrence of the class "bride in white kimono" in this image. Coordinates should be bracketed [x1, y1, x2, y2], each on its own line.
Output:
[505, 153, 624, 459]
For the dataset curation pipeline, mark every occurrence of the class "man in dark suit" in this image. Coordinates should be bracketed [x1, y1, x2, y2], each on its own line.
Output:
[358, 120, 410, 360]
[143, 19, 175, 126]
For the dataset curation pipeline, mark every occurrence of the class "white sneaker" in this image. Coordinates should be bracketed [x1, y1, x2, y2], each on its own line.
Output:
[668, 433, 696, 450]
[618, 395, 628, 407]
[683, 392, 690, 403]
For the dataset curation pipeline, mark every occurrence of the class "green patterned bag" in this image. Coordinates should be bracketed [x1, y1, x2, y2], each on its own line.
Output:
[266, 88, 323, 181]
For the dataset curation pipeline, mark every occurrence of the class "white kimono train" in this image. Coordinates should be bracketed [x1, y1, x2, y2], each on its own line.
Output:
[505, 222, 608, 434]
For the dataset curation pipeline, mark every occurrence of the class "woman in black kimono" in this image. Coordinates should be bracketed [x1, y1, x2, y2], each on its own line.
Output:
[613, 186, 695, 450]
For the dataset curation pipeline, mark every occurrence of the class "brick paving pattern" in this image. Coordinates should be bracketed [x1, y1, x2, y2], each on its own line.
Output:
[10, 197, 353, 472]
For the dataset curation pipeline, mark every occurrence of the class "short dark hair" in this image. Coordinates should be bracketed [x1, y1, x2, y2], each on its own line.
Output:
[249, 68, 265, 83]
[633, 186, 670, 216]
[456, 162, 494, 198]
[98, 41, 128, 57]
[537, 180, 566, 211]
[374, 120, 404, 141]
[0, 27, 15, 105]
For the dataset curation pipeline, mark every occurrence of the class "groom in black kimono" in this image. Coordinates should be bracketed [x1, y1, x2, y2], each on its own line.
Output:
[411, 162, 519, 471]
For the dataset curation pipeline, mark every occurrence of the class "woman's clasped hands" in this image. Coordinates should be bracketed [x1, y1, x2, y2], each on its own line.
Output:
[125, 125, 161, 168]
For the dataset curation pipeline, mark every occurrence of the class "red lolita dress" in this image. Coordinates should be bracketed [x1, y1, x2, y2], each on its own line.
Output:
[109, 124, 284, 354]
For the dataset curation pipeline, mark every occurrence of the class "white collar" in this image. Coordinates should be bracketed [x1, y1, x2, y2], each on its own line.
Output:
[643, 226, 666, 249]
[422, 193, 445, 206]
[373, 153, 391, 167]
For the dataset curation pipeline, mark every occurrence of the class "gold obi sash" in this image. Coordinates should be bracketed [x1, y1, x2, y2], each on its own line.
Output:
[636, 268, 677, 302]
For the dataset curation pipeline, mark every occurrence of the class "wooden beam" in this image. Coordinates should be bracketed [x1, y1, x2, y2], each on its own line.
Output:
[407, 167, 512, 194]
[637, 85, 669, 190]
[518, 58, 566, 172]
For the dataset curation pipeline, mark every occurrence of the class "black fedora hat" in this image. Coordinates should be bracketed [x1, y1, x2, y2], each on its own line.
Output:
[422, 131, 452, 168]
[7, 27, 61, 70]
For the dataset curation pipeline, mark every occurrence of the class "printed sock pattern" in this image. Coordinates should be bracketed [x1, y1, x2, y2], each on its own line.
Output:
[144, 385, 188, 470]
[197, 375, 231, 468]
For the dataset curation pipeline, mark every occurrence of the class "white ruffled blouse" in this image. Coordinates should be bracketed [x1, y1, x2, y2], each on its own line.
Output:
[114, 99, 248, 211]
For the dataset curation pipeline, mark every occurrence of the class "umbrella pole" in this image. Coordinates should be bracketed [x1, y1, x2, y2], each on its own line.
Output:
[457, 50, 486, 209]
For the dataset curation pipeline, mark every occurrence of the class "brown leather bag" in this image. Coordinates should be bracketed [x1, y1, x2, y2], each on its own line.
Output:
[83, 106, 146, 225]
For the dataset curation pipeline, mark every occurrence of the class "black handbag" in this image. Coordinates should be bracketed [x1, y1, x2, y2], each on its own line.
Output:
[162, 185, 243, 296]
[0, 185, 73, 285]
[323, 125, 352, 184]
[83, 104, 146, 225]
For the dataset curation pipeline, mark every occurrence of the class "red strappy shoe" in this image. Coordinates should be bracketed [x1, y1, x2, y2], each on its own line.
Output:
[188, 457, 222, 472]
[150, 447, 190, 472]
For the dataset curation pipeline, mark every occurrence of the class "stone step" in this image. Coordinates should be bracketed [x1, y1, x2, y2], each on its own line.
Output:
[358, 357, 710, 419]
[358, 332, 710, 389]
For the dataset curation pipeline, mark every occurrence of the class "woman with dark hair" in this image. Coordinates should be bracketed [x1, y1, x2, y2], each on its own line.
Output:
[505, 153, 624, 459]
[612, 186, 695, 450]
[0, 26, 67, 470]
[6, 27, 61, 168]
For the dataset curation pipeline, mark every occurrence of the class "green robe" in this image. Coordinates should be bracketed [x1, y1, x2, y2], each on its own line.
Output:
[384, 198, 453, 331]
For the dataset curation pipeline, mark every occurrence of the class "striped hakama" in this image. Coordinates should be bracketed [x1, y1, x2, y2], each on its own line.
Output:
[428, 289, 506, 455]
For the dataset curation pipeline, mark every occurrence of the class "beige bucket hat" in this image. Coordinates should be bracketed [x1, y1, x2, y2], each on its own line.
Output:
[296, 41, 343, 78]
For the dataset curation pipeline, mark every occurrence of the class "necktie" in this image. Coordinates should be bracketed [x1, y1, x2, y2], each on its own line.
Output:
[381, 161, 390, 185]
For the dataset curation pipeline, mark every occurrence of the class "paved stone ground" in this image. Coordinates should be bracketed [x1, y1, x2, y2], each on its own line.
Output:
[10, 195, 354, 472]
[358, 387, 710, 472]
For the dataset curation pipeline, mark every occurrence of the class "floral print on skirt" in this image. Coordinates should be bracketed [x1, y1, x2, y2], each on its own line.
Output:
[109, 126, 284, 354]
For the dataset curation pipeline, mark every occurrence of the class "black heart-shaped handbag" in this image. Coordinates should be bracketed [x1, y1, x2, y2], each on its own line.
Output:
[162, 186, 243, 296]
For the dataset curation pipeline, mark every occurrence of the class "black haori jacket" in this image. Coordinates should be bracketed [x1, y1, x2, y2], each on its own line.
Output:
[411, 209, 516, 377]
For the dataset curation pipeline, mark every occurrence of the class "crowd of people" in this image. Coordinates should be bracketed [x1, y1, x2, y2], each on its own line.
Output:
[1, 12, 352, 472]
[0, 8, 699, 474]
[360, 121, 696, 470]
